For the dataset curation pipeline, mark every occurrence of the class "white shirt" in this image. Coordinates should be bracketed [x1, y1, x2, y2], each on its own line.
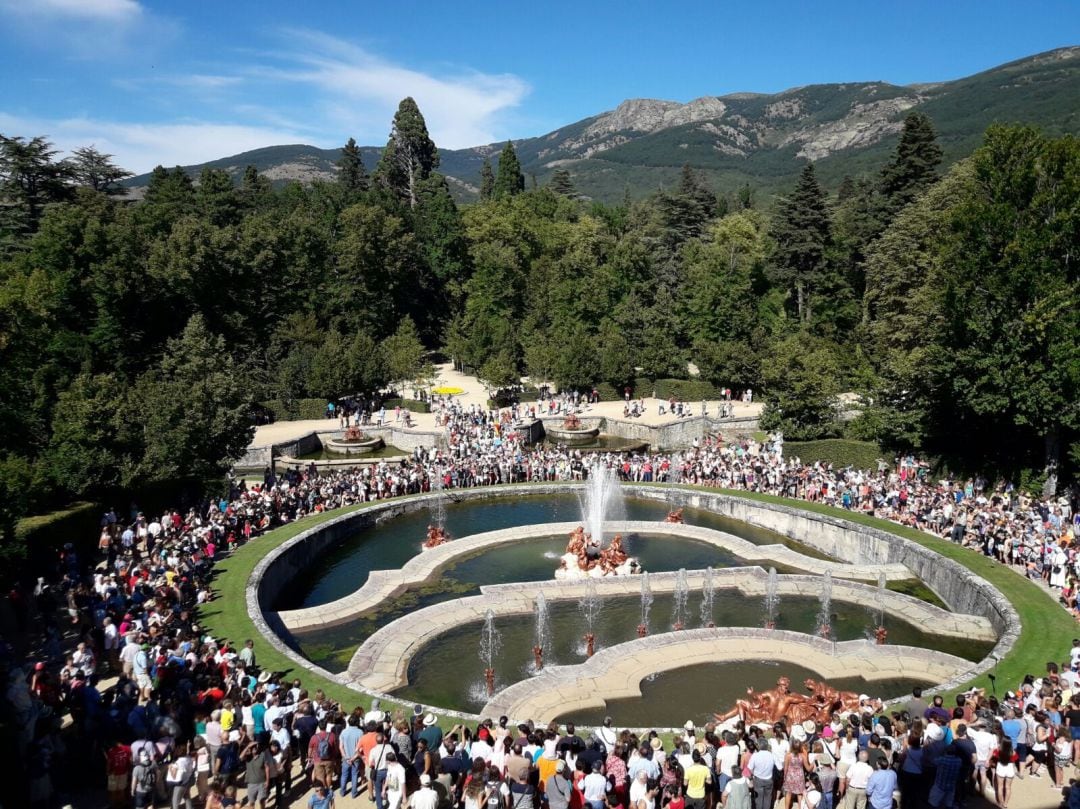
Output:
[847, 761, 873, 789]
[409, 786, 439, 809]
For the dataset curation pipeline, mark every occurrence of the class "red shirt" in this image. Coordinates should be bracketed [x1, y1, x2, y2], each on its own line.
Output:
[107, 744, 133, 775]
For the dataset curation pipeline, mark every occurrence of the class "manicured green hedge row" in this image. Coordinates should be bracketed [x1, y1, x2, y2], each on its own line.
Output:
[784, 439, 886, 471]
[653, 378, 721, 401]
[16, 501, 99, 545]
[383, 398, 431, 414]
[261, 398, 328, 421]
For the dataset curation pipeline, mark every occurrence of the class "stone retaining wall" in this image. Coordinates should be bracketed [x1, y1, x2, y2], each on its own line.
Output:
[344, 568, 994, 695]
[276, 520, 916, 634]
[480, 628, 973, 725]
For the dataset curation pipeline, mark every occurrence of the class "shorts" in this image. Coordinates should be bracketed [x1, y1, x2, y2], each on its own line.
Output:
[107, 774, 128, 791]
[247, 781, 268, 803]
[136, 674, 152, 690]
[314, 762, 335, 784]
[1070, 727, 1080, 741]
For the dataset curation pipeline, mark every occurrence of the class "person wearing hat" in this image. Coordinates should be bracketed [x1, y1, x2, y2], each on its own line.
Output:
[410, 773, 438, 809]
[547, 759, 573, 809]
[418, 713, 443, 751]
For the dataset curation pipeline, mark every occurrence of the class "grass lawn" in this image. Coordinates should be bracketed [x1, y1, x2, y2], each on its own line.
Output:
[199, 485, 1073, 727]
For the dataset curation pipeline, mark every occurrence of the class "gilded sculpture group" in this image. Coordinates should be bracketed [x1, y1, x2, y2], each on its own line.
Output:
[714, 676, 883, 726]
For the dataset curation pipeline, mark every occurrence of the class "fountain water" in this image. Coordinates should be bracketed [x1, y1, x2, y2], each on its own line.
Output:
[533, 592, 552, 671]
[580, 578, 602, 656]
[479, 608, 501, 695]
[818, 571, 833, 639]
[672, 568, 689, 630]
[875, 572, 888, 645]
[581, 462, 622, 544]
[699, 566, 716, 627]
[422, 475, 450, 549]
[638, 572, 653, 637]
[764, 567, 779, 629]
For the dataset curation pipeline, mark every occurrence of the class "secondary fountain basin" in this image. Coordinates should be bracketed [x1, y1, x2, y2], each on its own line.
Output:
[390, 590, 995, 713]
[555, 661, 932, 727]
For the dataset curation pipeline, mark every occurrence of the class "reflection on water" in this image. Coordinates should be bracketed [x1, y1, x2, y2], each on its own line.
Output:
[554, 661, 932, 727]
[279, 493, 829, 611]
[391, 592, 993, 712]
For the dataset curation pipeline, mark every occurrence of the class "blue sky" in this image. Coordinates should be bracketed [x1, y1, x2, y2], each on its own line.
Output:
[0, 0, 1076, 173]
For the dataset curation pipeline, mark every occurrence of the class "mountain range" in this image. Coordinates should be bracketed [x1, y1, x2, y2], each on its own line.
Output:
[125, 46, 1080, 203]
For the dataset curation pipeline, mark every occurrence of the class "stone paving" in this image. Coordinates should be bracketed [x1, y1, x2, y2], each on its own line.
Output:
[276, 520, 916, 633]
[344, 565, 995, 694]
[479, 627, 974, 724]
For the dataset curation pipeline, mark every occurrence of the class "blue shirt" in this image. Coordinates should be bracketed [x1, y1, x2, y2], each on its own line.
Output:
[866, 769, 897, 809]
[340, 726, 363, 761]
[1001, 719, 1024, 747]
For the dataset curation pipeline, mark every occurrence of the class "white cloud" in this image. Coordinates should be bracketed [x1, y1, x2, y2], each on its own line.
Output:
[0, 113, 315, 175]
[1, 0, 141, 21]
[257, 29, 530, 148]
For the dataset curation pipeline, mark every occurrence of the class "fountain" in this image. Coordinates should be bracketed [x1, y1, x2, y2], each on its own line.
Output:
[580, 578, 602, 657]
[672, 568, 689, 630]
[818, 571, 833, 639]
[324, 425, 384, 455]
[665, 507, 684, 524]
[637, 572, 653, 637]
[479, 609, 501, 696]
[556, 465, 638, 579]
[764, 567, 779, 630]
[533, 592, 552, 671]
[545, 413, 600, 444]
[422, 477, 450, 550]
[699, 566, 716, 627]
[875, 572, 888, 645]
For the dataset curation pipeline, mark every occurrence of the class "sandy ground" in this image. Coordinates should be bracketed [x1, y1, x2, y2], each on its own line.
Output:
[251, 363, 764, 449]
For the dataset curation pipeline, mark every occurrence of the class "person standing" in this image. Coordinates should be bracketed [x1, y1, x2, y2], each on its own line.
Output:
[864, 759, 896, 809]
[747, 740, 776, 809]
[843, 750, 872, 809]
[339, 715, 364, 799]
[684, 750, 712, 809]
[383, 751, 408, 809]
[367, 731, 394, 809]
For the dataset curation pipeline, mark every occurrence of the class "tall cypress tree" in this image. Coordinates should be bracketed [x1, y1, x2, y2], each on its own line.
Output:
[493, 141, 524, 198]
[338, 137, 369, 197]
[880, 111, 943, 214]
[374, 98, 439, 208]
[548, 169, 576, 197]
[770, 163, 832, 324]
[479, 158, 495, 201]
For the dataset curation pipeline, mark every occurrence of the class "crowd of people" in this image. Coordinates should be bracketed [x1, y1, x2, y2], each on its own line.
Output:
[3, 395, 1079, 808]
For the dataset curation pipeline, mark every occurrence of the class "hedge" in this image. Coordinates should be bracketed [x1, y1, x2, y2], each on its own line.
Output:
[653, 378, 721, 401]
[784, 439, 887, 471]
[383, 398, 431, 414]
[14, 501, 101, 574]
[260, 398, 329, 421]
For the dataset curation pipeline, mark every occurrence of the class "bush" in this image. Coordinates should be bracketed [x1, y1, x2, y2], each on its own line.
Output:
[261, 398, 330, 421]
[653, 378, 721, 401]
[784, 439, 886, 472]
[382, 398, 431, 414]
[16, 501, 100, 569]
[595, 378, 650, 401]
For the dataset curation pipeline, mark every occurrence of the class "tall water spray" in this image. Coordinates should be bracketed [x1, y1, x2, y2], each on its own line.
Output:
[580, 578, 602, 655]
[479, 608, 501, 694]
[699, 566, 716, 627]
[431, 473, 446, 531]
[533, 592, 552, 671]
[876, 571, 887, 628]
[581, 462, 622, 543]
[818, 571, 833, 639]
[672, 568, 689, 629]
[764, 567, 780, 629]
[638, 572, 653, 636]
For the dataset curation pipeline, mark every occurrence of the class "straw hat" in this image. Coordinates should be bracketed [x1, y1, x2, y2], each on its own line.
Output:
[423, 713, 437, 727]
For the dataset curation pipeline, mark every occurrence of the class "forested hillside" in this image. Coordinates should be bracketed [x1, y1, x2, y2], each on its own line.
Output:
[1, 96, 1077, 559]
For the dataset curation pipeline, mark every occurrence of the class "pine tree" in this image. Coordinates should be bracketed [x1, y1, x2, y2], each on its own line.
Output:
[880, 111, 943, 214]
[65, 146, 132, 194]
[338, 137, 369, 197]
[548, 169, 576, 197]
[479, 158, 495, 201]
[493, 141, 524, 198]
[374, 98, 439, 208]
[770, 163, 832, 324]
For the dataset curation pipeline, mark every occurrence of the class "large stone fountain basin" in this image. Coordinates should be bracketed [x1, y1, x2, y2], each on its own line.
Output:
[480, 628, 972, 725]
[274, 520, 914, 633]
[344, 567, 995, 695]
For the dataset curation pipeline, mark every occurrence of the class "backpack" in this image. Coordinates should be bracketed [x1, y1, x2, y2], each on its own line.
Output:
[138, 764, 157, 792]
[317, 732, 333, 761]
